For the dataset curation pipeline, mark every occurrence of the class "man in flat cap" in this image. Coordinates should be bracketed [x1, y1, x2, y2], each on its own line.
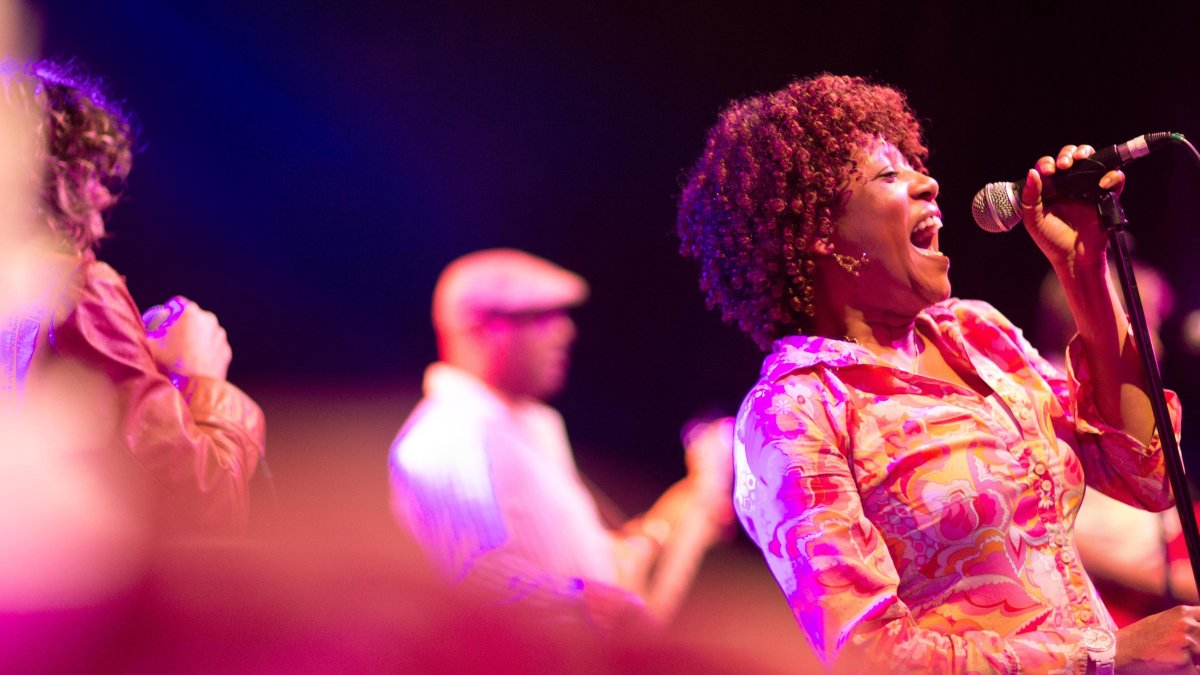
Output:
[389, 249, 732, 632]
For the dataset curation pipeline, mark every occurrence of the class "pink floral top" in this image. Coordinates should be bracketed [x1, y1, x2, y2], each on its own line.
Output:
[733, 298, 1180, 674]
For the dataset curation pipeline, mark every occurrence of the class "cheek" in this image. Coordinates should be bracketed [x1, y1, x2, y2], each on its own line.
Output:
[836, 196, 897, 246]
[508, 334, 538, 363]
[831, 213, 869, 251]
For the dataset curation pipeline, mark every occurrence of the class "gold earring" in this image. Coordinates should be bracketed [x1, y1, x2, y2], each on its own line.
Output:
[832, 252, 869, 276]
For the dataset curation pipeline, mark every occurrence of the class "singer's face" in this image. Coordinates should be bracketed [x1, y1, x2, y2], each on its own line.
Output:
[826, 139, 951, 317]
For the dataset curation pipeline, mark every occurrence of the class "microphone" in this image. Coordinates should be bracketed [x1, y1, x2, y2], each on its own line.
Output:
[971, 132, 1180, 233]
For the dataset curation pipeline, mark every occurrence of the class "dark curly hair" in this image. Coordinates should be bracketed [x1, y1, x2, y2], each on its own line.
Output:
[676, 74, 928, 351]
[2, 60, 135, 253]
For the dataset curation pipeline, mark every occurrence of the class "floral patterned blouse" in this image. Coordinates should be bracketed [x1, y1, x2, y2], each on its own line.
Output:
[733, 298, 1180, 674]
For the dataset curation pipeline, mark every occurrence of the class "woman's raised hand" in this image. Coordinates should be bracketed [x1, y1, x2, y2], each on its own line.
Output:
[1020, 143, 1125, 272]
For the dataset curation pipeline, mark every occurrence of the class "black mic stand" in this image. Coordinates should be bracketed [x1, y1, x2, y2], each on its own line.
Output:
[1098, 190, 1200, 595]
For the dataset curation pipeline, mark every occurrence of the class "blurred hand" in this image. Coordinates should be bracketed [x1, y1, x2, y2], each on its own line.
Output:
[614, 529, 658, 595]
[682, 416, 735, 524]
[1116, 604, 1200, 673]
[142, 296, 232, 381]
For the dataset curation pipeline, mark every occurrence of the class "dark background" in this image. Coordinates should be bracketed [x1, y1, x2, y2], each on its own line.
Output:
[34, 0, 1200, 490]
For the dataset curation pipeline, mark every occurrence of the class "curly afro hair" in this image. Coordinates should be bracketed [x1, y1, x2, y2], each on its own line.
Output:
[2, 60, 136, 253]
[676, 74, 928, 351]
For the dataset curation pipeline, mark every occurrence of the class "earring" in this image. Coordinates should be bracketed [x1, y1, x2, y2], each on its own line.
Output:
[832, 252, 869, 276]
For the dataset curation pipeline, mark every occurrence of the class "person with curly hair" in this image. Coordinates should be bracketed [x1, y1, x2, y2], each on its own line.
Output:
[677, 74, 1195, 672]
[0, 61, 264, 534]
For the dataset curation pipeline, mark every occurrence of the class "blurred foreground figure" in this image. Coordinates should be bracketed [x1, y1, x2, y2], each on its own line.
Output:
[1036, 262, 1199, 625]
[0, 61, 265, 547]
[390, 249, 732, 632]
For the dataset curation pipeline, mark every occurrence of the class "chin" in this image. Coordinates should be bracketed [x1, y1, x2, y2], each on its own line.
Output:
[916, 271, 952, 306]
[534, 376, 567, 402]
[926, 284, 952, 305]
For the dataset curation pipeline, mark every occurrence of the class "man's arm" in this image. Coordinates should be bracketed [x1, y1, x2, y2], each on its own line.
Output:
[616, 417, 735, 623]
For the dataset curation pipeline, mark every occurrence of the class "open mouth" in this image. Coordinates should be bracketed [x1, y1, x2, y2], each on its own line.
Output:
[910, 214, 944, 256]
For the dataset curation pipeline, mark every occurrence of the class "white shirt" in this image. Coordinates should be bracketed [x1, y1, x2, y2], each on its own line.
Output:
[389, 363, 627, 611]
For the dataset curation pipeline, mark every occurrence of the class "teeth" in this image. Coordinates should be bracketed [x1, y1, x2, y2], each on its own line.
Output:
[910, 214, 944, 256]
[913, 215, 942, 234]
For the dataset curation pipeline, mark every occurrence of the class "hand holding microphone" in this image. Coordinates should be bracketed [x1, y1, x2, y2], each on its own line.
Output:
[972, 132, 1180, 233]
[142, 296, 233, 382]
[1019, 144, 1127, 271]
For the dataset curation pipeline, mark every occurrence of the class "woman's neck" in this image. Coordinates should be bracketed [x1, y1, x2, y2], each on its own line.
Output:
[818, 302, 915, 341]
[816, 306, 924, 371]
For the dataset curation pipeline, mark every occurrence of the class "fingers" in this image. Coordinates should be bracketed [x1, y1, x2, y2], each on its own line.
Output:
[1044, 143, 1106, 169]
[681, 415, 732, 451]
[1052, 144, 1095, 168]
[1181, 606, 1200, 670]
[1180, 629, 1200, 672]
[1020, 168, 1043, 209]
[1067, 141, 1125, 195]
[1036, 143, 1123, 204]
[190, 305, 220, 330]
[1036, 155, 1056, 177]
[1186, 605, 1200, 636]
[218, 329, 233, 364]
[1100, 168, 1126, 195]
[142, 294, 233, 379]
[684, 419, 734, 463]
[1055, 144, 1077, 170]
[172, 301, 222, 334]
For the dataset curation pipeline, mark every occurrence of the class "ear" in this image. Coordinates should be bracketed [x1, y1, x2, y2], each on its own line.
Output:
[808, 236, 835, 257]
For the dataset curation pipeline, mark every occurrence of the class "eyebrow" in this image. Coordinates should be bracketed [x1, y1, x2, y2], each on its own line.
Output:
[870, 153, 914, 176]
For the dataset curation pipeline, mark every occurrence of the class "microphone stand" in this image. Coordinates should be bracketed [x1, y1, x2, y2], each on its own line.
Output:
[1098, 190, 1200, 595]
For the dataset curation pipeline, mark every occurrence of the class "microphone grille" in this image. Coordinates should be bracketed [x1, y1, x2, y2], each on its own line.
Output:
[971, 182, 1022, 233]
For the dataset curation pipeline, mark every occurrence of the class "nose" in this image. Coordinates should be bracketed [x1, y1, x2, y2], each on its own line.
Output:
[910, 171, 938, 202]
[564, 316, 577, 344]
[549, 313, 576, 345]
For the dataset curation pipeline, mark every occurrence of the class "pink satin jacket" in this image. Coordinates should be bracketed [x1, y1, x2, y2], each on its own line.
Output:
[2, 252, 265, 532]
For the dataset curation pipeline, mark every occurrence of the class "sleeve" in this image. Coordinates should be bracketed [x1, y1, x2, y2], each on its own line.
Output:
[455, 548, 650, 633]
[1059, 332, 1178, 510]
[52, 262, 264, 532]
[735, 374, 1089, 674]
[389, 421, 648, 632]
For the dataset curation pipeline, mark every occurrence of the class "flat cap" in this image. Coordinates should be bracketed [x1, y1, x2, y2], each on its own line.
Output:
[432, 248, 589, 331]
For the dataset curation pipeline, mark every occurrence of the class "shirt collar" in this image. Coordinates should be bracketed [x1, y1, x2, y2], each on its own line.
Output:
[760, 301, 957, 382]
[424, 362, 504, 409]
[423, 362, 552, 419]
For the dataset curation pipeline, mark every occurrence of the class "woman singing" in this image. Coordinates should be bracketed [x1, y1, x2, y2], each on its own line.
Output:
[1, 61, 264, 533]
[677, 74, 1196, 672]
